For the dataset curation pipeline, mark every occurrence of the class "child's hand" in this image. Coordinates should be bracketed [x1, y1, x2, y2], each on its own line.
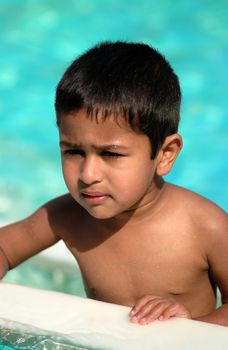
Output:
[129, 295, 192, 325]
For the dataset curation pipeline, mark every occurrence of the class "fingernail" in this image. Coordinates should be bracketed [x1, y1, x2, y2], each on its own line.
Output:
[130, 316, 138, 323]
[140, 318, 147, 324]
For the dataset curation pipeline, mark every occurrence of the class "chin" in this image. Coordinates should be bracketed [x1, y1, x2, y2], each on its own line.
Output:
[85, 207, 118, 220]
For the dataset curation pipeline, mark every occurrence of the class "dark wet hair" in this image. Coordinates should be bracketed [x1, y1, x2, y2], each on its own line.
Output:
[55, 41, 181, 158]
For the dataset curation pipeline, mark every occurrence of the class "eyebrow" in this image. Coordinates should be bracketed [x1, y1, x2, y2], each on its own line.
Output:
[59, 141, 129, 151]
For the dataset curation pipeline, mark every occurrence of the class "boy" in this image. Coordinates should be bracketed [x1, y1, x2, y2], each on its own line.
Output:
[0, 41, 228, 326]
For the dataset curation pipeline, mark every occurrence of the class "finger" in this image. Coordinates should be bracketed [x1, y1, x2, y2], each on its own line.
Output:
[131, 299, 165, 323]
[139, 301, 173, 324]
[130, 295, 159, 316]
[160, 303, 192, 321]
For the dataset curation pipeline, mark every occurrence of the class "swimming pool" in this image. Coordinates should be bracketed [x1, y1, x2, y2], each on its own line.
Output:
[0, 332, 86, 350]
[0, 0, 227, 225]
[0, 0, 227, 348]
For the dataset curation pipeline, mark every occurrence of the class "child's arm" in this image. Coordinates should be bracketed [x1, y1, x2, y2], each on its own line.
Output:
[129, 295, 191, 324]
[195, 209, 228, 326]
[0, 198, 63, 279]
[129, 207, 228, 326]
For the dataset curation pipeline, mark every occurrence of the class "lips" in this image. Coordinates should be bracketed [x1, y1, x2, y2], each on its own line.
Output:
[80, 191, 110, 203]
[81, 192, 106, 197]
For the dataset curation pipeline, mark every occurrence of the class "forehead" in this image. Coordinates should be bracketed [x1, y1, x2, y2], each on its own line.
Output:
[59, 108, 145, 144]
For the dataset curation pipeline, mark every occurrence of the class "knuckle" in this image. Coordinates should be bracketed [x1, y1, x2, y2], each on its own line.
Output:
[167, 297, 176, 303]
[144, 295, 155, 301]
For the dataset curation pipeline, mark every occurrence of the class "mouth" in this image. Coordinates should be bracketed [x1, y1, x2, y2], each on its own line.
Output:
[80, 192, 110, 203]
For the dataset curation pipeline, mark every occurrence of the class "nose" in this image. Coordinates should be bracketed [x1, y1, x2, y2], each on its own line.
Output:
[79, 155, 103, 185]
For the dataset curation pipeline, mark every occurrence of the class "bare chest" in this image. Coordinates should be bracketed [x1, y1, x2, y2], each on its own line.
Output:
[65, 227, 208, 306]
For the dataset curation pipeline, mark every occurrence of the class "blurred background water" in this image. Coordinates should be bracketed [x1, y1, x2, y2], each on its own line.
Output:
[0, 0, 227, 226]
[0, 0, 227, 348]
[0, 0, 227, 286]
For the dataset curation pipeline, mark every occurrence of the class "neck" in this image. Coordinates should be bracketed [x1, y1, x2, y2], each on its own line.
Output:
[101, 177, 167, 230]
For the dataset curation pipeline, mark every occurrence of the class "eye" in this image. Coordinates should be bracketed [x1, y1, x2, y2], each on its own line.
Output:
[62, 149, 84, 156]
[101, 151, 124, 158]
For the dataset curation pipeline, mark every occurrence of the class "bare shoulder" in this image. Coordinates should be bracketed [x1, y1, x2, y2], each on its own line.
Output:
[43, 193, 84, 234]
[166, 183, 228, 241]
[0, 193, 83, 271]
[43, 193, 82, 218]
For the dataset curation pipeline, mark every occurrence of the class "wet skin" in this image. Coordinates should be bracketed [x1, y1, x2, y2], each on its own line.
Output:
[0, 109, 228, 325]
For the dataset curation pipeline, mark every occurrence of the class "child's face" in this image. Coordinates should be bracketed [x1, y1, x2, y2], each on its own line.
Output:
[59, 108, 161, 220]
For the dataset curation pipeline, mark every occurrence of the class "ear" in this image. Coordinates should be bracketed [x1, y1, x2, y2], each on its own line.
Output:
[155, 134, 183, 176]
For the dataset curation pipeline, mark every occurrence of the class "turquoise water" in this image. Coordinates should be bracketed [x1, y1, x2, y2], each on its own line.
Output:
[0, 0, 227, 349]
[0, 0, 227, 225]
[3, 257, 85, 296]
[1, 258, 88, 350]
[0, 332, 87, 350]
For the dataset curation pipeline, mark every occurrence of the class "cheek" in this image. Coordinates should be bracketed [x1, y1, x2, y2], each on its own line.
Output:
[114, 166, 153, 198]
[61, 162, 77, 189]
